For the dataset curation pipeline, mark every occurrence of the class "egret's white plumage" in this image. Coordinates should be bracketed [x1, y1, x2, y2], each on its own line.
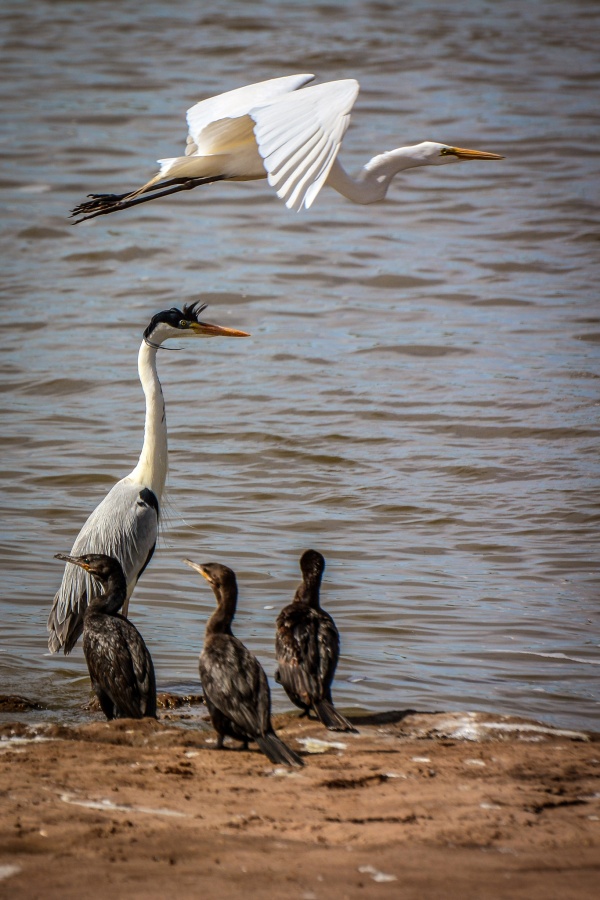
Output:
[71, 74, 503, 222]
[47, 304, 249, 654]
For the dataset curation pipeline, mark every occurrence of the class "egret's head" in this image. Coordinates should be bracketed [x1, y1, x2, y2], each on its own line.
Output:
[144, 301, 250, 347]
[54, 552, 123, 585]
[419, 141, 504, 166]
[184, 559, 238, 602]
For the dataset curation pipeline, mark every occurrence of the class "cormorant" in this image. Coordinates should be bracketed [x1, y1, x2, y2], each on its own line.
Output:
[275, 549, 357, 733]
[185, 559, 304, 767]
[55, 552, 157, 720]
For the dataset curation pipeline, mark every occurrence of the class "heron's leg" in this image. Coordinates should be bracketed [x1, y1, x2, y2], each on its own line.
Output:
[71, 176, 225, 223]
[215, 734, 225, 750]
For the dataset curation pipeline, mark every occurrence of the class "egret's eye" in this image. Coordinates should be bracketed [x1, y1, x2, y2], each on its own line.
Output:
[179, 319, 190, 328]
[440, 147, 455, 156]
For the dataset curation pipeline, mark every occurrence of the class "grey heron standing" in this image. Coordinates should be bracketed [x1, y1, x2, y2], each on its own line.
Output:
[70, 74, 503, 222]
[48, 303, 249, 653]
[54, 552, 157, 720]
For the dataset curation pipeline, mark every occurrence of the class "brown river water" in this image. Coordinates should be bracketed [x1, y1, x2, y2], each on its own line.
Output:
[1, 0, 598, 729]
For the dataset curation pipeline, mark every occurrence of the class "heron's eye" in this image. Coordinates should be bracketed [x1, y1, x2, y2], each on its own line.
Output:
[440, 147, 455, 157]
[179, 319, 190, 328]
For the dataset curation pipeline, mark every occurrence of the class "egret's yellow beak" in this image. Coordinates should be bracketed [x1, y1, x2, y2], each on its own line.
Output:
[189, 321, 250, 337]
[183, 558, 213, 583]
[450, 146, 504, 160]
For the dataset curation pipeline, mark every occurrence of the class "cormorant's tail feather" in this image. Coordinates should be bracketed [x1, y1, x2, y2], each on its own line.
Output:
[315, 699, 358, 733]
[256, 732, 304, 767]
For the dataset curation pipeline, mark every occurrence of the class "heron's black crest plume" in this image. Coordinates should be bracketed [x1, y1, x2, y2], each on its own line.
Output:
[182, 300, 208, 321]
[143, 301, 208, 341]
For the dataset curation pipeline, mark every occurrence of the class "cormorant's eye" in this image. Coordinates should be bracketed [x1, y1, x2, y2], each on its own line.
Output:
[179, 319, 190, 328]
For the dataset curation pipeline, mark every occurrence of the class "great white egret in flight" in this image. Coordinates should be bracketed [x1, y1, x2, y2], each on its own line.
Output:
[48, 303, 249, 654]
[71, 74, 503, 222]
[54, 552, 157, 720]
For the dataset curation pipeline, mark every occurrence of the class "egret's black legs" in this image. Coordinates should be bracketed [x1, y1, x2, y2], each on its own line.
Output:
[71, 176, 225, 223]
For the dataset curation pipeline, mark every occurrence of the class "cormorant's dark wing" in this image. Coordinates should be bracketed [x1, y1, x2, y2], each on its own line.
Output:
[199, 636, 271, 738]
[315, 609, 340, 699]
[276, 606, 340, 704]
[84, 616, 156, 719]
[275, 606, 321, 705]
[48, 479, 159, 654]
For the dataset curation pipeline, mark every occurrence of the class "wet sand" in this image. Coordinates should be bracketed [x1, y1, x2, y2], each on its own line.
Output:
[1, 707, 598, 899]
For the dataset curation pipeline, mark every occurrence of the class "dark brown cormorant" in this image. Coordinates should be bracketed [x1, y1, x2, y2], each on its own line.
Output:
[185, 559, 304, 767]
[54, 552, 157, 720]
[275, 549, 357, 733]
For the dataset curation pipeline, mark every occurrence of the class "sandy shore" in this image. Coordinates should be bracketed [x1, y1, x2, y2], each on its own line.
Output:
[0, 705, 598, 899]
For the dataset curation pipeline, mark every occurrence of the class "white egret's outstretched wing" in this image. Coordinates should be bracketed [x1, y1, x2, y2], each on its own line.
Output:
[48, 480, 158, 654]
[185, 74, 315, 156]
[251, 79, 359, 211]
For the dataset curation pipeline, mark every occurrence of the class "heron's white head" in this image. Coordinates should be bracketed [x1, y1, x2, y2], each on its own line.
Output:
[143, 301, 249, 348]
[415, 141, 504, 166]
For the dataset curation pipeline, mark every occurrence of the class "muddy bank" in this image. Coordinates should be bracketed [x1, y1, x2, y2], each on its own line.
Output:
[0, 709, 598, 899]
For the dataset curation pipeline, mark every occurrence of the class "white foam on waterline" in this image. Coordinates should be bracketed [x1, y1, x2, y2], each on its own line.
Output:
[60, 793, 186, 818]
[425, 713, 589, 742]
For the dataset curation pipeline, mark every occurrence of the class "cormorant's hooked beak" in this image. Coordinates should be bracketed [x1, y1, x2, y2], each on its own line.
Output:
[55, 552, 90, 572]
[448, 146, 504, 160]
[189, 321, 250, 338]
[183, 558, 213, 584]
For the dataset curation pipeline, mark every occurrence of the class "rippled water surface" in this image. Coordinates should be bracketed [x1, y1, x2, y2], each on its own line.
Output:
[1, 0, 599, 729]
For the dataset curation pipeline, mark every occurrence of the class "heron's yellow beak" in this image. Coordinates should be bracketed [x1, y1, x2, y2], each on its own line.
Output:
[189, 321, 250, 337]
[450, 146, 504, 160]
[183, 558, 213, 583]
[54, 553, 90, 571]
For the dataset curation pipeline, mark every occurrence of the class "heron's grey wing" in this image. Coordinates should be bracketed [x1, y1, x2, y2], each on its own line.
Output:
[185, 74, 314, 154]
[85, 617, 156, 719]
[199, 637, 271, 738]
[48, 479, 159, 654]
[251, 79, 359, 211]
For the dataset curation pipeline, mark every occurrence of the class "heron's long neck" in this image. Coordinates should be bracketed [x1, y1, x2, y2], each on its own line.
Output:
[326, 147, 433, 205]
[128, 340, 168, 497]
